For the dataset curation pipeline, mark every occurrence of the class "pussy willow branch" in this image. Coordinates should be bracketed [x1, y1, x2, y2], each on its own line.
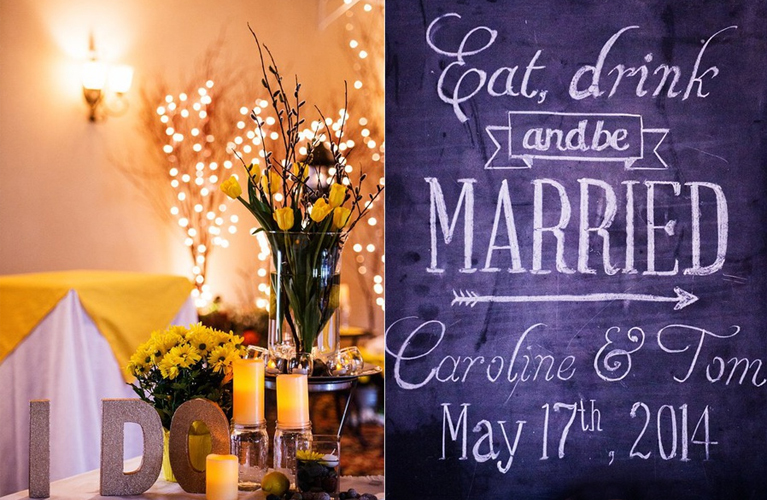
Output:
[248, 24, 298, 171]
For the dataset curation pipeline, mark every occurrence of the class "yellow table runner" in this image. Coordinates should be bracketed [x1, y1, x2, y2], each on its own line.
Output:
[0, 270, 194, 381]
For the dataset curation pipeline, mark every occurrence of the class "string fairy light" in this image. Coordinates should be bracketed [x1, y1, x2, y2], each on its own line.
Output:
[340, 0, 386, 315]
[155, 85, 239, 306]
[133, 55, 246, 309]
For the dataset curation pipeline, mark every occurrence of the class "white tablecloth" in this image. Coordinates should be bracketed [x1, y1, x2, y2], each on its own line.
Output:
[0, 457, 385, 499]
[0, 291, 197, 496]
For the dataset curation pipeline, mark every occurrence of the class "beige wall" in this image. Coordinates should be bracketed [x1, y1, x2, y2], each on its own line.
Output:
[0, 0, 383, 332]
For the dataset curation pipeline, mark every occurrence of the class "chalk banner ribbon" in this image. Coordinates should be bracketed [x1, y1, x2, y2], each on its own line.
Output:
[485, 111, 669, 170]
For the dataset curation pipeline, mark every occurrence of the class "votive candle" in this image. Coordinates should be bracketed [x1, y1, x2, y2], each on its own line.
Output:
[276, 374, 310, 427]
[233, 358, 265, 425]
[205, 454, 238, 500]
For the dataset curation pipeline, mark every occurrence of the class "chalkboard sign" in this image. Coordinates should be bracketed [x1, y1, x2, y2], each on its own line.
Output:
[384, 1, 767, 499]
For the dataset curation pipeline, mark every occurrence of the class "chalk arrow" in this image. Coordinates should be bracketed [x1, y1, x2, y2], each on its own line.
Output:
[451, 287, 699, 311]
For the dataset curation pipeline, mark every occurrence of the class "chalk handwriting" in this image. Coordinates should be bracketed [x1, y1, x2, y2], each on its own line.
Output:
[629, 403, 718, 461]
[594, 326, 646, 382]
[425, 177, 728, 278]
[484, 112, 669, 170]
[657, 324, 766, 387]
[426, 13, 548, 122]
[570, 26, 737, 101]
[388, 317, 765, 389]
[438, 398, 718, 472]
[426, 13, 736, 122]
[441, 403, 527, 473]
[386, 318, 576, 390]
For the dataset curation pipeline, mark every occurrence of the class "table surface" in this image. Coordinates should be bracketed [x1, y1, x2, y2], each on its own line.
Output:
[0, 457, 385, 500]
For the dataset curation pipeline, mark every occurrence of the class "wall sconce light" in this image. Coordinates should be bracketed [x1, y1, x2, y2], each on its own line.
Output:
[82, 34, 133, 122]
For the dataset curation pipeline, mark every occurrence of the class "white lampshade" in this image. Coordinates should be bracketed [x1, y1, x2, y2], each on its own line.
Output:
[108, 65, 134, 94]
[82, 60, 108, 91]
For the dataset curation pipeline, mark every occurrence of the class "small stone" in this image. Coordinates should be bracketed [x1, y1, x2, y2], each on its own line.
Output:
[339, 493, 347, 500]
[360, 494, 378, 500]
[266, 495, 281, 500]
[312, 359, 330, 376]
[347, 488, 360, 498]
[316, 493, 331, 500]
[321, 475, 338, 493]
[291, 493, 303, 500]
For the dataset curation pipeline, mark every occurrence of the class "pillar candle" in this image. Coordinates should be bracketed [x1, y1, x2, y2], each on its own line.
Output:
[205, 454, 238, 500]
[276, 374, 310, 427]
[233, 358, 265, 425]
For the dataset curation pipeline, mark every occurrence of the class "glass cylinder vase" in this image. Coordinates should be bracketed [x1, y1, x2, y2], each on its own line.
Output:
[273, 422, 312, 489]
[297, 434, 341, 499]
[265, 231, 343, 376]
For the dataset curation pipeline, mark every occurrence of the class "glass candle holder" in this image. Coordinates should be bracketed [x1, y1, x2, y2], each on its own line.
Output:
[273, 422, 312, 488]
[328, 346, 365, 376]
[297, 434, 341, 499]
[230, 420, 269, 491]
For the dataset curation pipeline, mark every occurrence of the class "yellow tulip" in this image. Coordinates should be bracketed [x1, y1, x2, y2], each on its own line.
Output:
[273, 207, 294, 231]
[332, 206, 351, 229]
[292, 162, 309, 181]
[261, 170, 281, 194]
[247, 162, 260, 181]
[310, 198, 332, 223]
[220, 176, 242, 199]
[328, 183, 347, 208]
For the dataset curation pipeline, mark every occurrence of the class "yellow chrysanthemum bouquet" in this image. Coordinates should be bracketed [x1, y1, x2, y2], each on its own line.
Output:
[127, 323, 244, 429]
[218, 28, 382, 371]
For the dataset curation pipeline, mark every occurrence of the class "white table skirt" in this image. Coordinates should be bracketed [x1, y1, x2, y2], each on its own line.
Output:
[0, 291, 197, 496]
[0, 457, 385, 500]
